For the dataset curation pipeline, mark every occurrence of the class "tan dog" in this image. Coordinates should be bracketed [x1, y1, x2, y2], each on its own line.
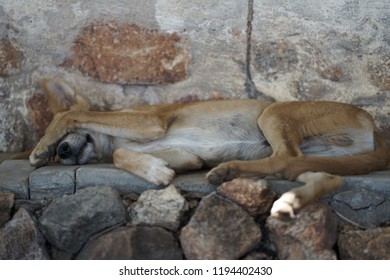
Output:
[30, 79, 390, 217]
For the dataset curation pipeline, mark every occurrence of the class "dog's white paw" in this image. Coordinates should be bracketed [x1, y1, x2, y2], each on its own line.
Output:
[270, 192, 301, 218]
[144, 157, 175, 186]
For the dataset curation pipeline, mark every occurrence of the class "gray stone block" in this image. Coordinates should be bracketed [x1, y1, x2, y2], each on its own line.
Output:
[29, 165, 77, 200]
[343, 170, 390, 196]
[172, 171, 217, 194]
[0, 160, 34, 199]
[76, 164, 160, 194]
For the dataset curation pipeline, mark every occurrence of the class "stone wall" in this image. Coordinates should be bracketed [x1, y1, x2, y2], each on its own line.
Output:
[1, 0, 389, 152]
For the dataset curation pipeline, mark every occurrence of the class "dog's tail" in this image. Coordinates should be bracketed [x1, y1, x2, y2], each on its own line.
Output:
[283, 132, 390, 180]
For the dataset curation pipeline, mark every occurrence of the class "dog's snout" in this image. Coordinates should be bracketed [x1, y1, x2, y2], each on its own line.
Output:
[58, 142, 72, 159]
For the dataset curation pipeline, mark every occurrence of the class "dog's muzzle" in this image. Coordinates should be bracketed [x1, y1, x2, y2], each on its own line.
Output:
[57, 133, 94, 165]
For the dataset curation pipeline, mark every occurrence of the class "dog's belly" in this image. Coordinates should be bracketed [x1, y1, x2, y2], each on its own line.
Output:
[116, 113, 273, 166]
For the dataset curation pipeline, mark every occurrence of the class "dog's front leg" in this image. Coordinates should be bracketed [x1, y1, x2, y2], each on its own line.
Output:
[29, 111, 76, 167]
[113, 148, 175, 185]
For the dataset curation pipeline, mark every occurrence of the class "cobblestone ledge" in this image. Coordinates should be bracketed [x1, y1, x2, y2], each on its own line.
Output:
[1, 160, 390, 200]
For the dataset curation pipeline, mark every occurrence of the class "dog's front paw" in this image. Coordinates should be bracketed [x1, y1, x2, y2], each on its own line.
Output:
[29, 143, 56, 167]
[206, 162, 239, 185]
[270, 192, 301, 218]
[146, 157, 176, 185]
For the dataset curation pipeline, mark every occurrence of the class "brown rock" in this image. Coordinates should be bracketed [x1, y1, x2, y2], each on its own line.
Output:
[180, 193, 261, 260]
[27, 93, 53, 138]
[266, 201, 337, 260]
[0, 38, 24, 77]
[218, 178, 276, 216]
[0, 190, 14, 227]
[77, 226, 183, 260]
[63, 22, 191, 84]
[338, 227, 390, 260]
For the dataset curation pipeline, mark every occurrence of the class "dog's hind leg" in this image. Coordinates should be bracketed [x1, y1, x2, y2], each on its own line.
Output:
[270, 172, 343, 217]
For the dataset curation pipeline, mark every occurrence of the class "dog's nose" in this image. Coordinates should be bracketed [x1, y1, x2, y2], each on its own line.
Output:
[58, 142, 72, 159]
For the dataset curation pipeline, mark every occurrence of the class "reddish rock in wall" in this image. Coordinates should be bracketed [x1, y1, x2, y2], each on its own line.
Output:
[63, 22, 191, 85]
[27, 93, 53, 138]
[0, 38, 24, 77]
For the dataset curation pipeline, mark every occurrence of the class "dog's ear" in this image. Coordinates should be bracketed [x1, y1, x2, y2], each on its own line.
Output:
[39, 79, 90, 113]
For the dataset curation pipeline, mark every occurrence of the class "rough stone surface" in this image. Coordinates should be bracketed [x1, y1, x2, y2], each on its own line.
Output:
[129, 185, 189, 231]
[63, 22, 190, 84]
[0, 190, 14, 227]
[331, 189, 390, 228]
[338, 227, 390, 260]
[266, 202, 337, 260]
[180, 193, 261, 260]
[29, 165, 77, 200]
[77, 226, 183, 260]
[0, 160, 34, 199]
[0, 37, 24, 77]
[218, 178, 277, 216]
[0, 208, 49, 260]
[250, 0, 390, 133]
[39, 186, 126, 253]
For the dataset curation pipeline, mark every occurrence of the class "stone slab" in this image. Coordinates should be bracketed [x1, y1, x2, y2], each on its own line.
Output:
[76, 164, 161, 194]
[0, 160, 34, 199]
[29, 164, 77, 200]
[343, 170, 390, 196]
[172, 172, 217, 194]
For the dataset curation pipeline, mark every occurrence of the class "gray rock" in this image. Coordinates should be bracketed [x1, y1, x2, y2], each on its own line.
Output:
[129, 185, 189, 231]
[338, 226, 390, 260]
[0, 160, 34, 199]
[331, 189, 390, 228]
[77, 226, 183, 260]
[180, 193, 261, 260]
[29, 165, 77, 199]
[0, 190, 14, 227]
[39, 186, 126, 253]
[266, 201, 337, 260]
[0, 208, 49, 259]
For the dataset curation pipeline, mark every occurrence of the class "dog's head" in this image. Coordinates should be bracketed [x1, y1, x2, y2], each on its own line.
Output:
[38, 79, 111, 165]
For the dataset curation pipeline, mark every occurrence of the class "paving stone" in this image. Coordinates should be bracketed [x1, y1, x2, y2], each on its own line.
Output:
[172, 172, 217, 195]
[76, 164, 161, 194]
[342, 170, 390, 196]
[29, 164, 77, 200]
[0, 160, 34, 199]
[77, 226, 183, 260]
[39, 186, 126, 253]
[0, 208, 49, 260]
[129, 185, 189, 231]
[180, 193, 261, 260]
[331, 189, 390, 228]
